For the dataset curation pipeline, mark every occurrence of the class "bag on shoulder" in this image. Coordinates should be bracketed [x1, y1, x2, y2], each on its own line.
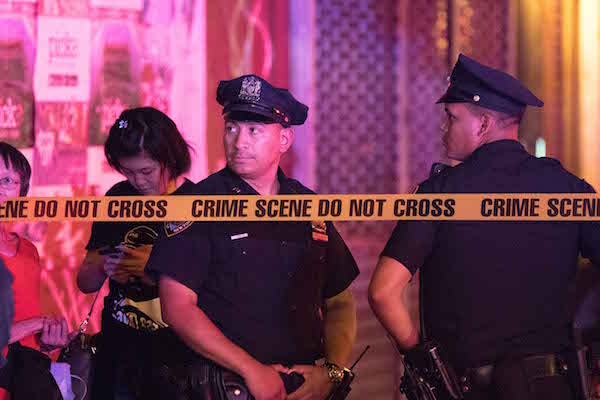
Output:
[57, 331, 100, 400]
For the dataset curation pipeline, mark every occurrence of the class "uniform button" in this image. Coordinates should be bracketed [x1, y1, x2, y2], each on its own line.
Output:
[290, 305, 297, 311]
[287, 272, 293, 278]
[319, 255, 325, 262]
[242, 250, 247, 255]
[281, 240, 287, 246]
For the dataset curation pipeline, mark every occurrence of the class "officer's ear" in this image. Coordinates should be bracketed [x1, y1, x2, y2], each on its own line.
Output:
[478, 113, 493, 137]
[279, 127, 294, 153]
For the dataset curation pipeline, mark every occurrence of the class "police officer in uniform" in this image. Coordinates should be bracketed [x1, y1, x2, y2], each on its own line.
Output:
[368, 54, 600, 399]
[146, 75, 359, 400]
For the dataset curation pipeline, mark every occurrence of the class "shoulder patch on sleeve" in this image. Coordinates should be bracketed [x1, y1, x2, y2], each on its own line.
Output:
[164, 221, 194, 237]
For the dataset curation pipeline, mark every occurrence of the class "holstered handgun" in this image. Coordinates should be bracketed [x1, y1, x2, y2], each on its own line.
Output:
[400, 357, 437, 400]
[400, 341, 466, 400]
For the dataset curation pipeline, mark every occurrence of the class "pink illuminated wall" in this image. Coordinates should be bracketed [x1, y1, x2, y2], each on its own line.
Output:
[0, 0, 292, 335]
[205, 0, 289, 172]
[1, 0, 210, 333]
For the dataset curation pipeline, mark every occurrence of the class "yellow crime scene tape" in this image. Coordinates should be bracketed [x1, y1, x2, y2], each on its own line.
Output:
[1, 194, 600, 222]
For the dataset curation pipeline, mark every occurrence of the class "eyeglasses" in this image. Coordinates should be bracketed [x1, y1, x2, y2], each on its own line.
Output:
[0, 177, 20, 190]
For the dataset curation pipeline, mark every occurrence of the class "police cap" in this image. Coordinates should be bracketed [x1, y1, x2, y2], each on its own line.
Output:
[217, 74, 308, 127]
[437, 54, 543, 114]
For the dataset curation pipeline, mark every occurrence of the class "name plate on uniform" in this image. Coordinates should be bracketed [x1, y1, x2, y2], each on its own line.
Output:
[311, 220, 328, 242]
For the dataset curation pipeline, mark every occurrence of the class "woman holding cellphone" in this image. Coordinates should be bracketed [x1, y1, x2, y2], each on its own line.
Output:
[77, 107, 196, 400]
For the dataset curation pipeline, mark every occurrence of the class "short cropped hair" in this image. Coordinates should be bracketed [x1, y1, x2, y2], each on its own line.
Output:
[465, 103, 525, 128]
[104, 107, 191, 179]
[0, 142, 31, 196]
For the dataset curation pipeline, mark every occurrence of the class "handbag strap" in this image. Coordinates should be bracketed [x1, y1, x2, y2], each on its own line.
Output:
[78, 291, 101, 334]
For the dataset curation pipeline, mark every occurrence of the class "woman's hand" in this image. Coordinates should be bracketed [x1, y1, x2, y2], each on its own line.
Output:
[104, 244, 153, 285]
[39, 317, 77, 352]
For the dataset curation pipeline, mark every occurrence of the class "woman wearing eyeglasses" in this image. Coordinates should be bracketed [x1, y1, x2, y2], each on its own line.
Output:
[0, 142, 73, 400]
[76, 107, 196, 400]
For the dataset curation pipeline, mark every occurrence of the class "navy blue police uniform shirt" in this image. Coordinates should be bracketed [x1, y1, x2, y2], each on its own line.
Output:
[86, 179, 196, 338]
[382, 139, 600, 369]
[146, 166, 359, 365]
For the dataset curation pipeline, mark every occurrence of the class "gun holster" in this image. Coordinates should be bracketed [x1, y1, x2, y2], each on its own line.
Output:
[402, 341, 466, 400]
[157, 359, 253, 400]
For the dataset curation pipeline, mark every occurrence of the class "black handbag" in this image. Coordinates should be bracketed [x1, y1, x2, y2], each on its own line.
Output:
[4, 342, 63, 400]
[57, 291, 101, 400]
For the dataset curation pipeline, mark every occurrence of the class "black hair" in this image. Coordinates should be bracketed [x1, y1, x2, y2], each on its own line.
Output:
[104, 107, 191, 179]
[465, 103, 525, 128]
[0, 142, 31, 196]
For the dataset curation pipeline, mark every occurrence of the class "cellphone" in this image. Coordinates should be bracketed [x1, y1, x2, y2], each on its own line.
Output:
[98, 245, 121, 255]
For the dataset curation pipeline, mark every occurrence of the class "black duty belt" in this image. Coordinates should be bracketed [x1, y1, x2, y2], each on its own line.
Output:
[465, 353, 568, 387]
